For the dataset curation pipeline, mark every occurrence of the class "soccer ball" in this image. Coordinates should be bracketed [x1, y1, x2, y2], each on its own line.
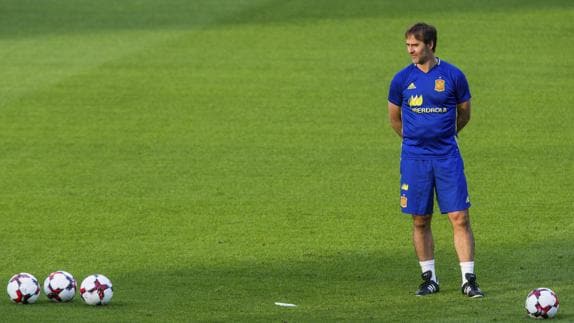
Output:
[43, 271, 77, 302]
[80, 274, 113, 305]
[525, 287, 559, 319]
[6, 273, 41, 304]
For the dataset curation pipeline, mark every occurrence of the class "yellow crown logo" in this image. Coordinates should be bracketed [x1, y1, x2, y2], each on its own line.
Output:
[408, 95, 423, 107]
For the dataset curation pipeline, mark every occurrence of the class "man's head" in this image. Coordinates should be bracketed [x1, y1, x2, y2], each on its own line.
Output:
[405, 23, 437, 65]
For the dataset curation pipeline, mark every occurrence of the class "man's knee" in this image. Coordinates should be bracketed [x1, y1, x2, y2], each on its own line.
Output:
[448, 210, 470, 228]
[412, 214, 432, 230]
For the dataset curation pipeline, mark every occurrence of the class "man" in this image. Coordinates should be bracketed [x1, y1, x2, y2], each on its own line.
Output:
[387, 22, 484, 297]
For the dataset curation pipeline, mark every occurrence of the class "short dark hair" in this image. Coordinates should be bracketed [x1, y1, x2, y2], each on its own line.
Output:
[405, 23, 437, 52]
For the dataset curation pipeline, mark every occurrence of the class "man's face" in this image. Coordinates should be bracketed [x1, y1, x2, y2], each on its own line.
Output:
[406, 35, 433, 65]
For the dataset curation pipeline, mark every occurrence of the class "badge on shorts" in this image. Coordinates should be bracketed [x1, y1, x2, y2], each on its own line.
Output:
[434, 79, 445, 92]
[400, 194, 408, 208]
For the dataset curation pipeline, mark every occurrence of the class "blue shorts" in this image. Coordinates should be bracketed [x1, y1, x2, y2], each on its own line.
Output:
[399, 156, 471, 215]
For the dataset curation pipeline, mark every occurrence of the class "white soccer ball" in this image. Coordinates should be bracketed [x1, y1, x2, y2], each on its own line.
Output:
[80, 274, 113, 305]
[43, 271, 77, 302]
[7, 273, 41, 304]
[525, 287, 559, 319]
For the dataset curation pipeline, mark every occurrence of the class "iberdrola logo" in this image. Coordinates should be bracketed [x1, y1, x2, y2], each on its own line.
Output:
[408, 95, 423, 107]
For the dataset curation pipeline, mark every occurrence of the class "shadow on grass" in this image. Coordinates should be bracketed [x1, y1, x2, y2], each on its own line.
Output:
[0, 0, 570, 39]
[0, 238, 570, 321]
[117, 250, 415, 320]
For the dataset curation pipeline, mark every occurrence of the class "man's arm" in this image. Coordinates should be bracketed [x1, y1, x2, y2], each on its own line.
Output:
[388, 101, 402, 138]
[456, 100, 471, 133]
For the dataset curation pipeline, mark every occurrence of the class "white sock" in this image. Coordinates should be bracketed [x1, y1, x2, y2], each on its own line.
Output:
[419, 259, 437, 283]
[460, 261, 474, 285]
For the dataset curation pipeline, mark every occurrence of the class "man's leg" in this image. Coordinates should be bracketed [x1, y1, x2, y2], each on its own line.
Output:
[401, 158, 436, 295]
[413, 214, 434, 261]
[447, 210, 474, 262]
[448, 209, 483, 297]
[413, 214, 439, 295]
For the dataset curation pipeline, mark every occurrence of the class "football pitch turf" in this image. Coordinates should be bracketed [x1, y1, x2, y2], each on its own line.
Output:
[0, 0, 572, 321]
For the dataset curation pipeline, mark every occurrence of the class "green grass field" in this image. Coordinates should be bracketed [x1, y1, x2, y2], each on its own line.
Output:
[1, 0, 573, 321]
